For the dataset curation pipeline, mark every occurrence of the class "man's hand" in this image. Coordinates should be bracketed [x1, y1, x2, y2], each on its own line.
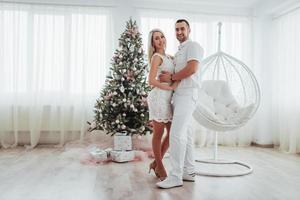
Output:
[159, 71, 172, 83]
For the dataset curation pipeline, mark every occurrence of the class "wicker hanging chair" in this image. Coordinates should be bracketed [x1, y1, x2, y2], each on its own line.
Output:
[193, 22, 260, 177]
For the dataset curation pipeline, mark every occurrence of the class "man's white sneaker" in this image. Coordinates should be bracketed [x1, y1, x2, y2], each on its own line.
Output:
[182, 172, 196, 182]
[156, 176, 183, 189]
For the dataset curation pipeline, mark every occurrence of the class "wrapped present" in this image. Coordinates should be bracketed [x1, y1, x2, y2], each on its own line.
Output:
[88, 146, 108, 162]
[113, 133, 132, 151]
[111, 150, 135, 163]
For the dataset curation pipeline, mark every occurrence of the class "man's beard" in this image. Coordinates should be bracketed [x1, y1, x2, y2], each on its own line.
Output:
[177, 36, 187, 42]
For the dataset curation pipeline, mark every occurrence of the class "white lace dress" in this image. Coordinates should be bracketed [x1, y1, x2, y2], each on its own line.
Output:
[147, 53, 175, 123]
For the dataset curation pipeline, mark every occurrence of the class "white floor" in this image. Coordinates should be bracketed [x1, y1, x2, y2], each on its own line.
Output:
[0, 146, 300, 200]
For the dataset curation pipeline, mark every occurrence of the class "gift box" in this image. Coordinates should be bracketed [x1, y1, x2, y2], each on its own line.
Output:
[113, 133, 132, 151]
[88, 146, 109, 162]
[111, 150, 135, 163]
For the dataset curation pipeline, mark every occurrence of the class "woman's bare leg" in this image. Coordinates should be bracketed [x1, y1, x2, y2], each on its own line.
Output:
[152, 120, 167, 178]
[160, 122, 171, 159]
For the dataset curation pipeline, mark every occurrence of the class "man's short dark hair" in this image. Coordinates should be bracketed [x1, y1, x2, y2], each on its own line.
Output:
[176, 19, 190, 28]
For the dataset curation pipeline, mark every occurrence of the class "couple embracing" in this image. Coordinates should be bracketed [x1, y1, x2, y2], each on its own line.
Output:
[147, 19, 204, 189]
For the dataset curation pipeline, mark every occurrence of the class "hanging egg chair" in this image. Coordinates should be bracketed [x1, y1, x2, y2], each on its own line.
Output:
[193, 22, 260, 177]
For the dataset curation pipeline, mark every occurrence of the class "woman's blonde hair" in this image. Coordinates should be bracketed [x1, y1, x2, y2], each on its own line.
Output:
[148, 28, 165, 63]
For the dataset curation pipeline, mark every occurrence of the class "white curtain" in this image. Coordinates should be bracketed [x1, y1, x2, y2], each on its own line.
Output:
[0, 3, 112, 148]
[138, 9, 254, 146]
[271, 9, 300, 153]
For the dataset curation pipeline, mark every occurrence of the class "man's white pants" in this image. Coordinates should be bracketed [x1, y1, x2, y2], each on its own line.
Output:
[169, 88, 198, 180]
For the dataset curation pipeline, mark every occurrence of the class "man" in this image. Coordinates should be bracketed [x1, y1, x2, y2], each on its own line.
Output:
[156, 19, 204, 189]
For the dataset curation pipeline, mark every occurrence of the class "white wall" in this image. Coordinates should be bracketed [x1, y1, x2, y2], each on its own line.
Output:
[251, 0, 300, 145]
[252, 1, 272, 145]
[252, 15, 273, 145]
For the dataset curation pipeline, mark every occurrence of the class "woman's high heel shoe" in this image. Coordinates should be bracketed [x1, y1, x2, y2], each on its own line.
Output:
[148, 161, 156, 174]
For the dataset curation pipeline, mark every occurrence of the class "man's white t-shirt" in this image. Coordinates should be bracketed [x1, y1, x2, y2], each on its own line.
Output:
[174, 39, 204, 90]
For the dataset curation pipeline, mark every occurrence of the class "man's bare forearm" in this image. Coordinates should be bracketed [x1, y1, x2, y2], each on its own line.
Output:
[172, 60, 199, 81]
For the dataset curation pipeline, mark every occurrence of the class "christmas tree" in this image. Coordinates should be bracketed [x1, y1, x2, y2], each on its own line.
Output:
[88, 18, 151, 136]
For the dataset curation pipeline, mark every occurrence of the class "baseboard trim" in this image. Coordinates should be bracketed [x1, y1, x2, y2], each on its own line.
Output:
[251, 142, 274, 148]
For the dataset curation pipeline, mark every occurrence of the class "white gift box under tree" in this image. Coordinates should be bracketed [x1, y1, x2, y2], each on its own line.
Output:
[113, 132, 132, 151]
[110, 150, 135, 163]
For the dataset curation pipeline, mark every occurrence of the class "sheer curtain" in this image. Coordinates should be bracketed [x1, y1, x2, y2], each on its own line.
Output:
[138, 9, 254, 146]
[0, 3, 112, 148]
[271, 8, 300, 153]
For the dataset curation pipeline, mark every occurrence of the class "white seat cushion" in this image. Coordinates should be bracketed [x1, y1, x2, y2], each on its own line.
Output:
[194, 80, 254, 129]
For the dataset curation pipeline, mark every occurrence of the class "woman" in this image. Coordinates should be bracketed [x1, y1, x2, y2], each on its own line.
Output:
[147, 29, 179, 180]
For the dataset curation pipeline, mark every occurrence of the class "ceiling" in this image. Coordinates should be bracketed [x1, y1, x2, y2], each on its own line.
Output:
[4, 0, 296, 16]
[4, 0, 288, 9]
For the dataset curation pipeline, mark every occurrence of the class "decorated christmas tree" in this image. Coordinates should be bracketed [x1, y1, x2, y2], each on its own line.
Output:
[88, 18, 151, 136]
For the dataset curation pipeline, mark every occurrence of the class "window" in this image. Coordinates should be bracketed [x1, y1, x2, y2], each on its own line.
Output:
[138, 9, 252, 65]
[0, 3, 111, 99]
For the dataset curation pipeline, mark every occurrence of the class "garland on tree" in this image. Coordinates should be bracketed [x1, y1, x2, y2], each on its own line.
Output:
[88, 18, 151, 136]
